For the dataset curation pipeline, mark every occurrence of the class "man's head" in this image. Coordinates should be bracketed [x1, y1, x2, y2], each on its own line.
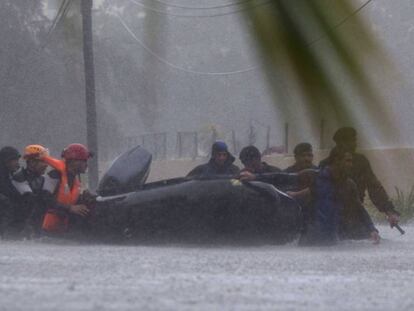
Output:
[211, 141, 230, 167]
[239, 146, 262, 172]
[333, 127, 357, 153]
[23, 145, 49, 176]
[327, 146, 353, 180]
[62, 143, 92, 174]
[293, 143, 314, 170]
[26, 159, 48, 176]
[0, 146, 21, 173]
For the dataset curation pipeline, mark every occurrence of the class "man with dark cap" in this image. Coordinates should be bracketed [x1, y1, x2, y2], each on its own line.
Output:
[301, 146, 380, 245]
[285, 143, 318, 173]
[238, 148, 306, 191]
[320, 127, 400, 229]
[239, 145, 281, 174]
[187, 141, 240, 178]
[0, 146, 21, 237]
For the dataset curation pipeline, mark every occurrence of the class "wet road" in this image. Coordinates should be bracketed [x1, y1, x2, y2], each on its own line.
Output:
[0, 225, 413, 310]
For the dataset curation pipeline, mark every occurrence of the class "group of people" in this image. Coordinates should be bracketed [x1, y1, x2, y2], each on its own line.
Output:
[0, 143, 93, 239]
[187, 127, 400, 245]
[0, 127, 401, 245]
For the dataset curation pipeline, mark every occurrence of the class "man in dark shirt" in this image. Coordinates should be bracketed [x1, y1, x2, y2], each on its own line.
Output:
[239, 145, 281, 174]
[303, 146, 380, 245]
[285, 143, 318, 173]
[0, 146, 21, 237]
[240, 146, 380, 244]
[320, 127, 400, 228]
[187, 141, 239, 178]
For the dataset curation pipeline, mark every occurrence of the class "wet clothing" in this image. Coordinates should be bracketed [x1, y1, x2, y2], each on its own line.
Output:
[284, 164, 318, 173]
[241, 162, 281, 174]
[187, 154, 240, 178]
[310, 167, 342, 244]
[40, 167, 94, 238]
[11, 168, 48, 233]
[42, 168, 80, 233]
[300, 167, 377, 245]
[0, 168, 18, 236]
[283, 165, 319, 223]
[0, 147, 21, 236]
[0, 194, 13, 237]
[253, 172, 299, 191]
[12, 168, 45, 194]
[320, 152, 397, 214]
[0, 148, 20, 201]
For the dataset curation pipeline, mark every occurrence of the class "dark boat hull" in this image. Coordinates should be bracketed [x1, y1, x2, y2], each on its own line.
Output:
[91, 179, 302, 244]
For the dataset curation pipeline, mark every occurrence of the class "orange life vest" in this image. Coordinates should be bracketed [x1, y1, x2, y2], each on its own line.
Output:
[42, 156, 81, 233]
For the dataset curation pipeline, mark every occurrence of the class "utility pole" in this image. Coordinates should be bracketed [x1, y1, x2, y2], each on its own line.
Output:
[81, 0, 98, 190]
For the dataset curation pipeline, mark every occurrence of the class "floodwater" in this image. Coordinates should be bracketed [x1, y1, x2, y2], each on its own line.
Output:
[0, 225, 413, 311]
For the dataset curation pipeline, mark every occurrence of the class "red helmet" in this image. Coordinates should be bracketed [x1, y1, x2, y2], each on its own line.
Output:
[61, 143, 92, 161]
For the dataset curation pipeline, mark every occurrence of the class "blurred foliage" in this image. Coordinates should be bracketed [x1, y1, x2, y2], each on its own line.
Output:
[392, 186, 414, 222]
[365, 186, 414, 223]
[242, 0, 391, 127]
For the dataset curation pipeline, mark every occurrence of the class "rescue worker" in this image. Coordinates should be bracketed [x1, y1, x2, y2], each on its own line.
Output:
[11, 145, 49, 237]
[41, 143, 92, 235]
[0, 146, 21, 237]
[187, 141, 239, 178]
[284, 143, 318, 173]
[283, 143, 318, 225]
[302, 146, 380, 245]
[320, 127, 400, 229]
[239, 145, 281, 174]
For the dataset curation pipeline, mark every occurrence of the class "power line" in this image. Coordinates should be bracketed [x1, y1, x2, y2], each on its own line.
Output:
[127, 0, 271, 18]
[114, 0, 374, 76]
[26, 0, 72, 63]
[115, 13, 259, 75]
[45, 0, 68, 38]
[17, 0, 73, 76]
[308, 0, 374, 46]
[42, 0, 73, 49]
[144, 0, 256, 10]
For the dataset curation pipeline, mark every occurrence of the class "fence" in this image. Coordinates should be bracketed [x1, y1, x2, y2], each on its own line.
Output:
[100, 120, 329, 162]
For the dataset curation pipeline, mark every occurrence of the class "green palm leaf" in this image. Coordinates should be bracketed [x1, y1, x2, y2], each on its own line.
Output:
[242, 0, 392, 131]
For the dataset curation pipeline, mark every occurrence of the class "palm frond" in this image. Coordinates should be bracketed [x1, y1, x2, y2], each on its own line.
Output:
[242, 0, 393, 133]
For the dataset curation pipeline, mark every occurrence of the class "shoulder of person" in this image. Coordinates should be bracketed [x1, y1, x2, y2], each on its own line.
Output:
[11, 169, 32, 194]
[195, 163, 210, 171]
[187, 163, 207, 177]
[11, 168, 26, 182]
[263, 162, 281, 172]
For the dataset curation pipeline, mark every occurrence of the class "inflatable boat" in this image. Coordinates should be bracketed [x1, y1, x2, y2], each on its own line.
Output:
[89, 146, 302, 244]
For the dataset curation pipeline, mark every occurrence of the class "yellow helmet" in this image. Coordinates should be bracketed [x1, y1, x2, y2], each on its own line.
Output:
[23, 144, 49, 159]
